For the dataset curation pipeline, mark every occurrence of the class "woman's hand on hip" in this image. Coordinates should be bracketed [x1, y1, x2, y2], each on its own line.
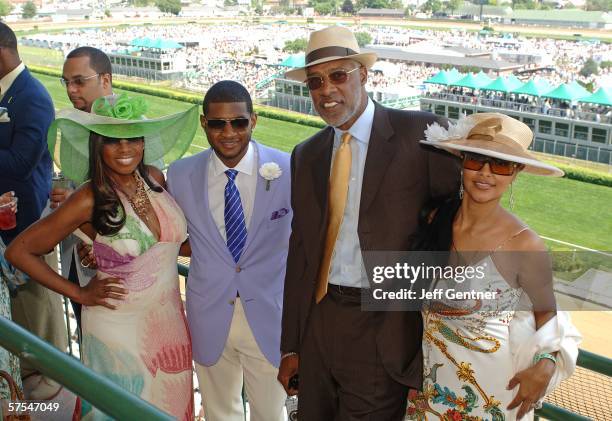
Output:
[78, 275, 128, 310]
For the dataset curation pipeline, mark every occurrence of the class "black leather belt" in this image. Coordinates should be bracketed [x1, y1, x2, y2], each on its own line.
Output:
[327, 284, 364, 297]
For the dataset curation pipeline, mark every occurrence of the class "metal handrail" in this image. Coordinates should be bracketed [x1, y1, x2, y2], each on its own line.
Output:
[0, 317, 173, 420]
[577, 348, 612, 376]
[178, 262, 189, 278]
[536, 403, 591, 420]
[534, 349, 610, 420]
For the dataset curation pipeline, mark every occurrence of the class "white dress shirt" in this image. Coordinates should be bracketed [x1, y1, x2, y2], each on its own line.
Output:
[329, 98, 375, 288]
[208, 142, 257, 242]
[0, 62, 25, 100]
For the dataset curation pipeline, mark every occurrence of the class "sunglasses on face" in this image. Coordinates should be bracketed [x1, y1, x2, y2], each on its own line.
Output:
[205, 117, 250, 131]
[463, 153, 518, 176]
[103, 137, 143, 145]
[60, 73, 100, 88]
[305, 67, 360, 91]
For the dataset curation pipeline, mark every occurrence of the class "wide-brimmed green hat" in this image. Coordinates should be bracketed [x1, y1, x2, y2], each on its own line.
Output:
[47, 93, 199, 183]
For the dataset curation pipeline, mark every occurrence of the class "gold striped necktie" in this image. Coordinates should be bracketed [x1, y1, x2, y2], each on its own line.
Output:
[315, 132, 353, 304]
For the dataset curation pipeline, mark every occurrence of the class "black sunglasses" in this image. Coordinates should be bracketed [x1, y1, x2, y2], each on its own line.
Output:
[205, 118, 250, 131]
[305, 67, 360, 91]
[463, 152, 519, 176]
[103, 137, 143, 145]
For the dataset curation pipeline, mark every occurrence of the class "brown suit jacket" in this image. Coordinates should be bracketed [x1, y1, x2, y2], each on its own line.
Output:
[281, 103, 460, 388]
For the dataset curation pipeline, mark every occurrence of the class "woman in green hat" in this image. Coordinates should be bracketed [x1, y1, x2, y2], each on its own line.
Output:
[6, 94, 199, 420]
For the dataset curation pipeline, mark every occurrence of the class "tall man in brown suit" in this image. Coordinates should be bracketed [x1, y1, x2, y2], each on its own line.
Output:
[277, 26, 460, 420]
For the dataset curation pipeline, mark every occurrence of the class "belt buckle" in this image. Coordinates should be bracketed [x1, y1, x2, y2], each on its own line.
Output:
[337, 284, 359, 296]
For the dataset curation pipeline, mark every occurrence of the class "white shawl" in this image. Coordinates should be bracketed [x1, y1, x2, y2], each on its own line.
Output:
[509, 311, 582, 420]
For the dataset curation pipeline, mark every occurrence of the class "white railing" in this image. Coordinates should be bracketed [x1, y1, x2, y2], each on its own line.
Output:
[424, 92, 611, 124]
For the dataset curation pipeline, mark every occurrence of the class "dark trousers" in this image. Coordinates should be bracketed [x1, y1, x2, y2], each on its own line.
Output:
[67, 258, 82, 330]
[298, 287, 408, 421]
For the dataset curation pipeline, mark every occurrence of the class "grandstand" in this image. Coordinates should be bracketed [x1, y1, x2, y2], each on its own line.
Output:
[109, 38, 188, 80]
[421, 69, 612, 164]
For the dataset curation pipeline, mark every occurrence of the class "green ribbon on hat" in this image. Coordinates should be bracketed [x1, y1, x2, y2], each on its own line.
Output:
[93, 93, 148, 120]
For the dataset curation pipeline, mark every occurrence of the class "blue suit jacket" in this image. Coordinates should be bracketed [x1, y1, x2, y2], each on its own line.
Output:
[167, 142, 292, 367]
[0, 68, 54, 244]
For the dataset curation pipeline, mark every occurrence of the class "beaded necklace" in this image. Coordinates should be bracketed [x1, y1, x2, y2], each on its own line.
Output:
[123, 172, 152, 223]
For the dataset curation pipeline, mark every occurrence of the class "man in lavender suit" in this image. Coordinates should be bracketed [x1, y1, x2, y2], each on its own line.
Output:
[167, 81, 291, 421]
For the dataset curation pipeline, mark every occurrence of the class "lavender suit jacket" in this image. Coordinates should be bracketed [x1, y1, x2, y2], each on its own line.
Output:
[167, 142, 291, 367]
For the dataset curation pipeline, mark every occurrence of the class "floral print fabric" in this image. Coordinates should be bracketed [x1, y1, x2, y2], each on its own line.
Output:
[81, 177, 193, 420]
[0, 275, 21, 402]
[408, 256, 524, 421]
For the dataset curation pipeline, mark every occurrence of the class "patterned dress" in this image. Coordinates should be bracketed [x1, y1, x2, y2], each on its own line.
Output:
[0, 276, 22, 401]
[0, 235, 23, 405]
[80, 177, 193, 420]
[407, 255, 525, 421]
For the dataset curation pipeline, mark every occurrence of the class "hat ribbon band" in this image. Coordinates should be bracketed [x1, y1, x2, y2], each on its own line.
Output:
[306, 46, 359, 65]
[466, 117, 503, 141]
[461, 137, 528, 158]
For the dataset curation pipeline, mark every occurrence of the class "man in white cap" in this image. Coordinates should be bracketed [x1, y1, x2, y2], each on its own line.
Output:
[278, 26, 460, 419]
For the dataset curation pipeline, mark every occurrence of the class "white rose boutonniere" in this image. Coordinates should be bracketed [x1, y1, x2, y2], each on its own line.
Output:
[259, 162, 282, 191]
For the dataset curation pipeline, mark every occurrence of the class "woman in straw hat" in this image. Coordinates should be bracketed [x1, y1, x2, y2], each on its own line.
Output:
[407, 113, 581, 420]
[6, 94, 199, 420]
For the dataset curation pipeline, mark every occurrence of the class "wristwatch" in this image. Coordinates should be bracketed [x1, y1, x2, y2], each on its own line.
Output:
[281, 352, 298, 361]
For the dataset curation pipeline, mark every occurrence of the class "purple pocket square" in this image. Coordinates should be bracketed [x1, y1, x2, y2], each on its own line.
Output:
[270, 208, 289, 220]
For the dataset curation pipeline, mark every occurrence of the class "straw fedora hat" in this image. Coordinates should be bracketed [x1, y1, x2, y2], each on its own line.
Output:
[420, 112, 563, 176]
[284, 26, 377, 82]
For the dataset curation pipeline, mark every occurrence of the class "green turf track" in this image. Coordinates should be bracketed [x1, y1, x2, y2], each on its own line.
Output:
[32, 73, 612, 251]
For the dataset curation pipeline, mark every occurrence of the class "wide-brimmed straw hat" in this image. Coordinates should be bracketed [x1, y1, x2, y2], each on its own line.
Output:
[420, 112, 563, 176]
[47, 94, 199, 183]
[284, 26, 377, 82]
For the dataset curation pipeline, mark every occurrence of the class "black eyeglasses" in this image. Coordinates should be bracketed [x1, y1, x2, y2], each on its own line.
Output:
[305, 67, 360, 91]
[60, 73, 101, 88]
[205, 117, 250, 131]
[463, 152, 518, 176]
[103, 137, 143, 145]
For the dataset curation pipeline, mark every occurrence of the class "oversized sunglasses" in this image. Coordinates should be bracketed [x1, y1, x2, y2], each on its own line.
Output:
[60, 73, 100, 88]
[103, 137, 143, 145]
[205, 118, 250, 131]
[305, 67, 360, 91]
[463, 152, 519, 176]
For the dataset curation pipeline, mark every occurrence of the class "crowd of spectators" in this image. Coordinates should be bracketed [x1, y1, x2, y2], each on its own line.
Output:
[24, 22, 611, 98]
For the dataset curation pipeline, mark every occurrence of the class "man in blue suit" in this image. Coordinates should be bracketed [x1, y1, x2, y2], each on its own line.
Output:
[0, 23, 54, 244]
[167, 81, 290, 421]
[0, 22, 67, 397]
